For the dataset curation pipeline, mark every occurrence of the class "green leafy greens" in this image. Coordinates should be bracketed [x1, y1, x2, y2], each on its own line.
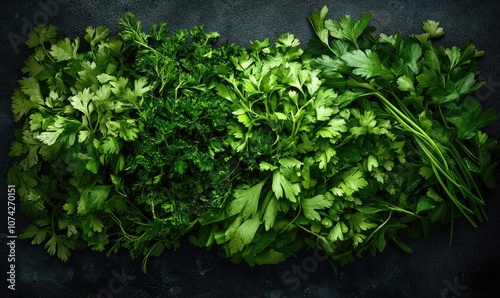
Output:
[307, 6, 498, 229]
[9, 24, 149, 262]
[7, 8, 499, 273]
[115, 14, 244, 269]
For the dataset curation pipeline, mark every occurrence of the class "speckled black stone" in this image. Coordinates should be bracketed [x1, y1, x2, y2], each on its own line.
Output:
[1, 1, 500, 297]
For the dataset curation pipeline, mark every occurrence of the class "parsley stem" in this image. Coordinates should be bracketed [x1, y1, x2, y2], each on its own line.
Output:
[108, 211, 136, 241]
[416, 138, 482, 204]
[458, 142, 480, 164]
[430, 163, 478, 227]
[372, 92, 449, 167]
[449, 145, 483, 200]
[295, 222, 325, 240]
[369, 91, 486, 224]
[42, 44, 56, 63]
[360, 211, 392, 249]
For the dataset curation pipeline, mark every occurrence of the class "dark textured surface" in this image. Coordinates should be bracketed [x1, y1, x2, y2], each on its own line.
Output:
[1, 1, 500, 297]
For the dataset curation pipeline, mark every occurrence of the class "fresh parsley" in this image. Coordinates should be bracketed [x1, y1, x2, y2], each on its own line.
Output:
[7, 8, 499, 274]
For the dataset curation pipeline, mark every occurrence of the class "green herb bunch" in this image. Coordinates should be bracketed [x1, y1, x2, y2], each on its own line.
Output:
[8, 25, 150, 261]
[191, 32, 425, 268]
[193, 8, 499, 269]
[6, 8, 499, 273]
[307, 6, 499, 229]
[111, 14, 245, 268]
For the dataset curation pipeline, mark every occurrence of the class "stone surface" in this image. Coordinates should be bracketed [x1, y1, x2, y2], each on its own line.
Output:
[1, 1, 500, 297]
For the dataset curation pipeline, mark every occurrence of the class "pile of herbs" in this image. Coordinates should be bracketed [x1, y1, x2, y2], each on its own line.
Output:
[7, 7, 499, 273]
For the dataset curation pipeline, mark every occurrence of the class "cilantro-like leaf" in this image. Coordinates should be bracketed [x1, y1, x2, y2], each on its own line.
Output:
[84, 26, 110, 47]
[272, 170, 300, 202]
[228, 216, 260, 254]
[397, 76, 415, 93]
[324, 11, 372, 45]
[342, 168, 369, 192]
[77, 185, 112, 215]
[315, 147, 336, 170]
[19, 77, 44, 104]
[278, 157, 303, 169]
[50, 37, 80, 62]
[328, 221, 348, 242]
[307, 6, 330, 46]
[263, 195, 278, 231]
[342, 50, 393, 80]
[316, 117, 347, 140]
[447, 97, 498, 140]
[26, 24, 58, 48]
[301, 195, 332, 221]
[347, 213, 377, 232]
[421, 20, 445, 39]
[313, 88, 338, 121]
[45, 235, 71, 262]
[230, 180, 266, 219]
[70, 88, 94, 117]
[11, 89, 39, 121]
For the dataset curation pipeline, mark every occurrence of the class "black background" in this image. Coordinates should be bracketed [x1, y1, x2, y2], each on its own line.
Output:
[1, 1, 500, 297]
